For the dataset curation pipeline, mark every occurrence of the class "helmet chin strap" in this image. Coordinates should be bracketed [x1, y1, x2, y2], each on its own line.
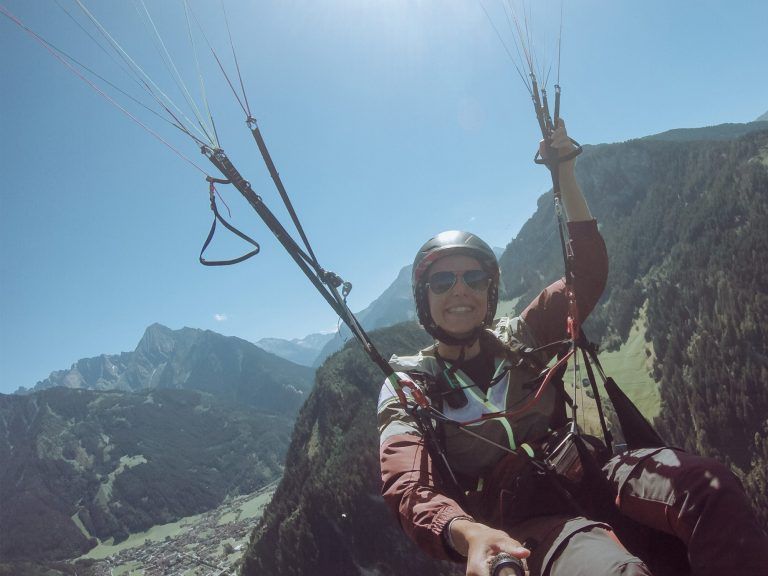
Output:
[456, 344, 466, 365]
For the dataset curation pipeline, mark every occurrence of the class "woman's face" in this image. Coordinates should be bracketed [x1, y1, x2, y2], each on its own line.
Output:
[427, 254, 489, 339]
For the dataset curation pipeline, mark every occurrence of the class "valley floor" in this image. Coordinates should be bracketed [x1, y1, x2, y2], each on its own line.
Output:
[78, 482, 277, 576]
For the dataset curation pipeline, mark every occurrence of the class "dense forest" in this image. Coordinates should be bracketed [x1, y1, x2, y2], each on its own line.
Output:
[645, 136, 768, 523]
[244, 126, 768, 574]
[0, 387, 292, 561]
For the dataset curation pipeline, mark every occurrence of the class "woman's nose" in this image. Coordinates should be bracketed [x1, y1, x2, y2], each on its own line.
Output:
[450, 274, 468, 295]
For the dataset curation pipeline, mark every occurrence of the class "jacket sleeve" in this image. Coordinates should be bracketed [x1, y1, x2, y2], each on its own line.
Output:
[378, 378, 472, 560]
[521, 219, 608, 348]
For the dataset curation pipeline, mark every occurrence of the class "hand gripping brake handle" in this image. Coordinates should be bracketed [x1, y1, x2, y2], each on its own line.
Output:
[490, 553, 525, 576]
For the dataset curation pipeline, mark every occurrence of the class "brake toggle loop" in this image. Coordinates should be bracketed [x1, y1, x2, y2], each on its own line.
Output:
[533, 136, 583, 167]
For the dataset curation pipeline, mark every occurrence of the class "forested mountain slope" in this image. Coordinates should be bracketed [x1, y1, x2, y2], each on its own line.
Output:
[641, 120, 768, 143]
[0, 387, 292, 561]
[242, 323, 459, 576]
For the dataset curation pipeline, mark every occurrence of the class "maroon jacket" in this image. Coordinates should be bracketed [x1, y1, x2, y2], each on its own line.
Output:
[378, 219, 608, 560]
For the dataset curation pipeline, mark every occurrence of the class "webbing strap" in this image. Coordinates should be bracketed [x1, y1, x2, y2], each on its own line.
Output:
[199, 179, 261, 266]
[248, 119, 320, 268]
[579, 345, 613, 451]
[533, 139, 582, 167]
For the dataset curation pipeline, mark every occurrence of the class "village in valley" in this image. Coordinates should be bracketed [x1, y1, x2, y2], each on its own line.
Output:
[79, 484, 275, 576]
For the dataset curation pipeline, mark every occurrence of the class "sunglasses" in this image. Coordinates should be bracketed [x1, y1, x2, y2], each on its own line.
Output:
[427, 269, 491, 295]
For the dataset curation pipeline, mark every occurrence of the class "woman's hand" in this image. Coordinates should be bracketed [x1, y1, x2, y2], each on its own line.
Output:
[538, 119, 576, 167]
[450, 519, 530, 576]
[537, 118, 592, 221]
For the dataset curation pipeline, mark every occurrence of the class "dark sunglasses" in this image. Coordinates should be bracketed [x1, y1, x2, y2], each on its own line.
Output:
[427, 269, 491, 295]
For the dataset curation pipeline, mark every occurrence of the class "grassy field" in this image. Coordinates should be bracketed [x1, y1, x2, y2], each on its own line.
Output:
[595, 311, 660, 419]
[81, 511, 208, 560]
[575, 312, 660, 438]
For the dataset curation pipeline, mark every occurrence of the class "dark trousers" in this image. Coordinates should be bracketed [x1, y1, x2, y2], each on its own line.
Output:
[506, 448, 768, 576]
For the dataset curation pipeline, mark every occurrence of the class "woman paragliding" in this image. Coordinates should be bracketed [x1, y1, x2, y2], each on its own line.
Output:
[377, 121, 768, 575]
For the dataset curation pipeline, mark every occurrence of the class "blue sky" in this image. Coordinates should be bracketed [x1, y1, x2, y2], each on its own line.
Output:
[1, 0, 766, 393]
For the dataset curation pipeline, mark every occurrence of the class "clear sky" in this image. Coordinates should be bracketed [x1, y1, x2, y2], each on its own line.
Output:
[1, 1, 766, 394]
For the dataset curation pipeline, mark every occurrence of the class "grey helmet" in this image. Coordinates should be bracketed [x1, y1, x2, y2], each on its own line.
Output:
[412, 230, 499, 345]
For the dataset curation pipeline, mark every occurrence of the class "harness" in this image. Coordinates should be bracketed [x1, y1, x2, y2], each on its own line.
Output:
[398, 322, 665, 523]
[398, 333, 559, 494]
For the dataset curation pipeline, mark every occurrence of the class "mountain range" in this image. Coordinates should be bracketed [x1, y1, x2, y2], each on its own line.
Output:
[255, 118, 768, 374]
[256, 332, 336, 366]
[22, 323, 314, 416]
[1, 323, 316, 563]
[256, 264, 417, 369]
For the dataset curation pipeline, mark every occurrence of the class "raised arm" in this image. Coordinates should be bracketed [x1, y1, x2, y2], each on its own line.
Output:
[547, 120, 591, 222]
[523, 121, 608, 347]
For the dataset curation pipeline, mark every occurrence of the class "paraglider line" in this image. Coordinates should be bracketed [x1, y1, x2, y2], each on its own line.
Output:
[0, 4, 210, 177]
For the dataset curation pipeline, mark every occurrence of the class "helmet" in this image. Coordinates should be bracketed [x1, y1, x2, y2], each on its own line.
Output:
[412, 230, 499, 345]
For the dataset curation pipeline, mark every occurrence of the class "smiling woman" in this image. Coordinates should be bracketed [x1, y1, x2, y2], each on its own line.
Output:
[413, 231, 500, 348]
[376, 116, 768, 576]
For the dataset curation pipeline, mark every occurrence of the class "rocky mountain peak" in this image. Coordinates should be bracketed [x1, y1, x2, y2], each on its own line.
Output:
[25, 324, 315, 416]
[135, 323, 182, 360]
